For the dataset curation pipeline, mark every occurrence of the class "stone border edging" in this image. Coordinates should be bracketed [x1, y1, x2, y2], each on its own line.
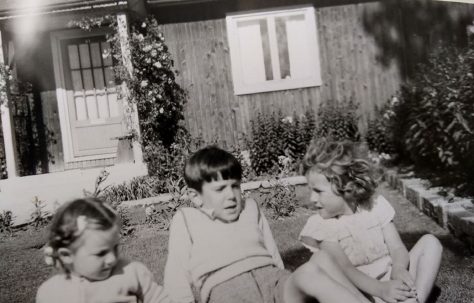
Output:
[384, 169, 474, 251]
[121, 175, 308, 208]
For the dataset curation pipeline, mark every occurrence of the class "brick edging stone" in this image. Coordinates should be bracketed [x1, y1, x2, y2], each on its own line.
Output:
[384, 169, 474, 251]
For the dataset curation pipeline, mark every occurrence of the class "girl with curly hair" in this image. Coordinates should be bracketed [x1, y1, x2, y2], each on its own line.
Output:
[299, 139, 442, 303]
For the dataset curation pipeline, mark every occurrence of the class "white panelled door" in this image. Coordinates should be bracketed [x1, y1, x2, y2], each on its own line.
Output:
[60, 36, 125, 158]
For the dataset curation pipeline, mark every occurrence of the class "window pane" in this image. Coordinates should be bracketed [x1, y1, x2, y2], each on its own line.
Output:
[68, 45, 80, 69]
[74, 95, 87, 121]
[85, 95, 98, 120]
[82, 69, 94, 90]
[101, 42, 113, 66]
[285, 14, 311, 79]
[237, 19, 271, 83]
[93, 68, 105, 90]
[71, 70, 83, 91]
[90, 43, 102, 67]
[275, 16, 291, 79]
[97, 93, 109, 119]
[79, 44, 91, 69]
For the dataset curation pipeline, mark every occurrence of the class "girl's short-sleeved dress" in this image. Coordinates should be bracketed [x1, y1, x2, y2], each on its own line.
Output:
[299, 195, 395, 281]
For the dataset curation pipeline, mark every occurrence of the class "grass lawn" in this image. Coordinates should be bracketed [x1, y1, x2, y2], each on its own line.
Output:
[0, 183, 472, 302]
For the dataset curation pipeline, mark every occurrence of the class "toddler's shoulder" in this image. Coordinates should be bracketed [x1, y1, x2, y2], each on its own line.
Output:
[299, 214, 340, 242]
[36, 274, 71, 303]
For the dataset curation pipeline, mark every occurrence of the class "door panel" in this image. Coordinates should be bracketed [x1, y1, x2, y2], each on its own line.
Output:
[60, 36, 124, 157]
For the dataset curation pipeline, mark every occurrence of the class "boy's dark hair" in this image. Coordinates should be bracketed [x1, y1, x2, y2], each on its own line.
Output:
[184, 146, 242, 191]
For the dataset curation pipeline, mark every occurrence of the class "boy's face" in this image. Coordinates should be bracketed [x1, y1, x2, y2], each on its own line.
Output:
[195, 176, 243, 222]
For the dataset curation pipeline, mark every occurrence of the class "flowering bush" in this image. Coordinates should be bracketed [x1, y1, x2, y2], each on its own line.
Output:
[125, 17, 187, 149]
[248, 110, 315, 176]
[315, 99, 360, 142]
[72, 15, 187, 154]
[366, 97, 397, 155]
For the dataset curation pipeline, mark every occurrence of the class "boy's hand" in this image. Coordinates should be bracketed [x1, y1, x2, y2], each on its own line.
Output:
[379, 280, 416, 303]
[391, 266, 416, 290]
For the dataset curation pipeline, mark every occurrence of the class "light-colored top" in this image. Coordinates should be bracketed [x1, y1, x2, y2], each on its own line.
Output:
[299, 195, 395, 279]
[36, 260, 170, 303]
[164, 198, 284, 303]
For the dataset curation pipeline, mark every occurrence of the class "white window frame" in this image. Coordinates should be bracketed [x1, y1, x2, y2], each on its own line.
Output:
[226, 6, 322, 95]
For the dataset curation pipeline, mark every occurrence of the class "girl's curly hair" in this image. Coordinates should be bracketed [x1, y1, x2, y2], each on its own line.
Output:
[302, 138, 377, 210]
[43, 197, 118, 276]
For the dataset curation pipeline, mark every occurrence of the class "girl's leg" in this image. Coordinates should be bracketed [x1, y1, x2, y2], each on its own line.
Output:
[408, 234, 443, 303]
[284, 257, 371, 303]
[309, 250, 370, 302]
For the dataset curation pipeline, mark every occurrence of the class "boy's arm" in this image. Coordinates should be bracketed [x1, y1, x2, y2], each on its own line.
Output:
[164, 213, 195, 303]
[320, 241, 413, 303]
[382, 222, 415, 289]
[258, 207, 285, 269]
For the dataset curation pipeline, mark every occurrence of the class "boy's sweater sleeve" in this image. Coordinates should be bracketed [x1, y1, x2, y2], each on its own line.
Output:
[258, 207, 285, 269]
[133, 262, 170, 303]
[164, 212, 195, 303]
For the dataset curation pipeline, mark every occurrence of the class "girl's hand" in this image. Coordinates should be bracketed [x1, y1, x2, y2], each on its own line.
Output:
[380, 280, 416, 303]
[391, 266, 416, 290]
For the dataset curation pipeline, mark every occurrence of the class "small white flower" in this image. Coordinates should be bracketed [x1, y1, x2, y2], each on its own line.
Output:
[153, 61, 162, 68]
[151, 49, 158, 57]
[141, 22, 147, 28]
[140, 80, 148, 87]
[281, 116, 293, 124]
[145, 206, 154, 216]
[142, 45, 152, 52]
[159, 108, 164, 114]
[390, 96, 399, 106]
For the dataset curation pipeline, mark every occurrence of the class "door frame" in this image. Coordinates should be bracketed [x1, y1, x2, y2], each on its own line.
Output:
[51, 28, 120, 163]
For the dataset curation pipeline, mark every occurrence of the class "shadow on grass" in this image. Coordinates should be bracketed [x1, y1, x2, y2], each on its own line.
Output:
[400, 231, 472, 257]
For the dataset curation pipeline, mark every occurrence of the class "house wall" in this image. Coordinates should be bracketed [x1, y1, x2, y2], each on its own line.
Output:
[151, 0, 473, 148]
[155, 2, 399, 147]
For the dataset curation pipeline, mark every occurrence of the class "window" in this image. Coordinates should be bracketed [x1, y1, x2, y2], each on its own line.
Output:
[226, 6, 321, 95]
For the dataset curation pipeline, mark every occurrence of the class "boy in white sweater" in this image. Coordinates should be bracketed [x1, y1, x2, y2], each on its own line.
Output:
[164, 146, 371, 303]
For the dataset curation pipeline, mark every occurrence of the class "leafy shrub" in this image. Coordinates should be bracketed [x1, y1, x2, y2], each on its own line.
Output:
[144, 178, 191, 230]
[101, 176, 162, 203]
[0, 210, 14, 236]
[144, 130, 204, 183]
[366, 101, 396, 154]
[30, 197, 51, 229]
[392, 43, 474, 194]
[259, 180, 297, 219]
[228, 145, 256, 183]
[248, 110, 315, 176]
[315, 99, 360, 142]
